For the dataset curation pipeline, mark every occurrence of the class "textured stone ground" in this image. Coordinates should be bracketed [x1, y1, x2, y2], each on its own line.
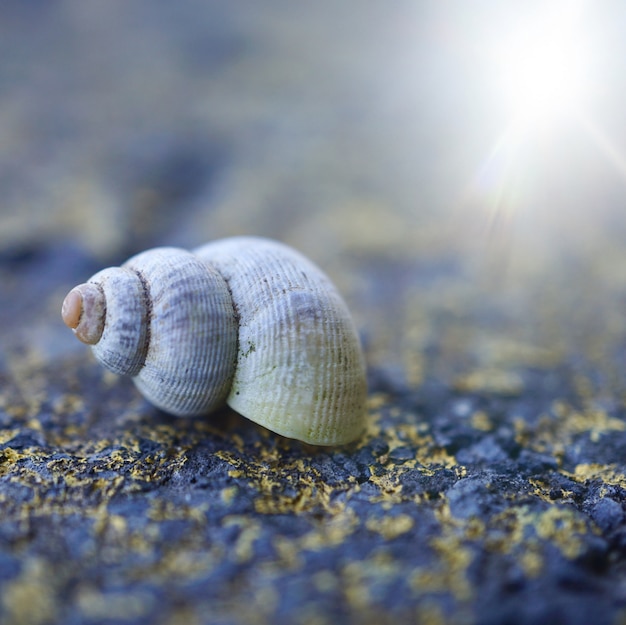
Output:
[2, 3, 626, 624]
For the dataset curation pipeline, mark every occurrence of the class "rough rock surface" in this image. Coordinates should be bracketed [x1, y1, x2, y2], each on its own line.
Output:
[2, 3, 626, 624]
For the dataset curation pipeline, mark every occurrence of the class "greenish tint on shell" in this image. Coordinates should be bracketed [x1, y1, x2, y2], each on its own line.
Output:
[195, 237, 367, 445]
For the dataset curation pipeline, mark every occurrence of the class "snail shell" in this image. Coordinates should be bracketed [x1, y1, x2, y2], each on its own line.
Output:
[62, 237, 367, 445]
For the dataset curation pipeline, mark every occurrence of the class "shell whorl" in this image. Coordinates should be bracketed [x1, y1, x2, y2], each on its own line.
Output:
[89, 267, 149, 376]
[194, 237, 367, 445]
[124, 248, 238, 416]
[62, 282, 106, 345]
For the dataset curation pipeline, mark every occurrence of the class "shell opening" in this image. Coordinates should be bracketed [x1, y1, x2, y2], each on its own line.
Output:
[61, 283, 106, 345]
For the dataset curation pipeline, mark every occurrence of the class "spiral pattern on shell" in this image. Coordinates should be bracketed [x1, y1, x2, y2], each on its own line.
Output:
[62, 237, 367, 445]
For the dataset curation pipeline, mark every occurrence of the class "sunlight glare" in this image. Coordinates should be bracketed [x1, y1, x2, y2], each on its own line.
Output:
[498, 4, 588, 128]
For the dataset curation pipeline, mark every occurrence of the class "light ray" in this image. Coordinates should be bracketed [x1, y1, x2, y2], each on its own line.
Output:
[579, 116, 626, 181]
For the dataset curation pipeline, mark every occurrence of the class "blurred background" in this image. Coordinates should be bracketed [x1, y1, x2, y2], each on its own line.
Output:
[1, 0, 626, 394]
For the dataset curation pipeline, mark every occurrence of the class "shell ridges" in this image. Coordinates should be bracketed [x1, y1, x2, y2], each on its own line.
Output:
[194, 237, 367, 445]
[125, 247, 238, 416]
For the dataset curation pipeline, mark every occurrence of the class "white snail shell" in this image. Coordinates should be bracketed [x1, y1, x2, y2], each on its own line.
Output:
[61, 237, 367, 445]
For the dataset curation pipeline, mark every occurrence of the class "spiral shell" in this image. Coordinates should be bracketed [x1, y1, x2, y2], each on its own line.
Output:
[62, 237, 367, 445]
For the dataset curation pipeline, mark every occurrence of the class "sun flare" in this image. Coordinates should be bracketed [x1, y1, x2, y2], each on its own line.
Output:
[497, 3, 588, 129]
